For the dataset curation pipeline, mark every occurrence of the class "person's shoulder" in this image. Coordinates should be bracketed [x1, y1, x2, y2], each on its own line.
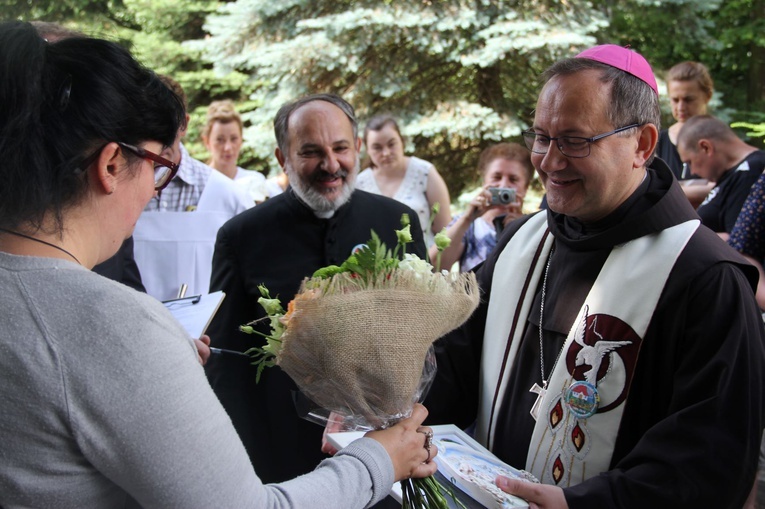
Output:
[676, 224, 757, 286]
[205, 170, 252, 210]
[37, 268, 171, 333]
[409, 155, 430, 166]
[408, 156, 435, 173]
[235, 167, 266, 182]
[350, 190, 422, 230]
[178, 144, 212, 180]
[353, 189, 413, 212]
[219, 191, 289, 233]
[744, 150, 765, 172]
[356, 168, 374, 184]
[496, 210, 544, 244]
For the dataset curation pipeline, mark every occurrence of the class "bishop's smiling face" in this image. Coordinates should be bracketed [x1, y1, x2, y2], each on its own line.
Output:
[531, 70, 646, 223]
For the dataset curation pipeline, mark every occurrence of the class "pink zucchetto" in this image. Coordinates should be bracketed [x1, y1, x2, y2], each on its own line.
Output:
[575, 44, 659, 95]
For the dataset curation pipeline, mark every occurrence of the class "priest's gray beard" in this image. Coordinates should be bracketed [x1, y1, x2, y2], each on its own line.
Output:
[285, 159, 359, 218]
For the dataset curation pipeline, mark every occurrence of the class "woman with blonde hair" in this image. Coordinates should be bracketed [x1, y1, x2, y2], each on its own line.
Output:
[203, 100, 278, 202]
[657, 61, 715, 179]
[656, 61, 716, 207]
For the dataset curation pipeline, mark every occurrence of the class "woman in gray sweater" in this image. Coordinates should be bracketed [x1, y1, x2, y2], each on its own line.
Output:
[0, 21, 436, 509]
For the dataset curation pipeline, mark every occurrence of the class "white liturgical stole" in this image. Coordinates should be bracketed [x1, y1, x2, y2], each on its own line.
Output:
[476, 212, 699, 487]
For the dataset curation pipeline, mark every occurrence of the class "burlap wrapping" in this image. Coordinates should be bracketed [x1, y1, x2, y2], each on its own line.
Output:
[276, 270, 479, 426]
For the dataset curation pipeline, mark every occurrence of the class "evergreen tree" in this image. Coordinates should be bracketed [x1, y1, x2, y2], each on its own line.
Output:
[191, 0, 608, 192]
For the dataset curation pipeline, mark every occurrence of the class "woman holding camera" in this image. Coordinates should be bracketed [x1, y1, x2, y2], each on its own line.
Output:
[433, 143, 534, 272]
[358, 114, 451, 248]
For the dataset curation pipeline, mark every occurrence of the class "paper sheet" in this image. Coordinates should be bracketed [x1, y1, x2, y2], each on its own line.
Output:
[163, 291, 225, 339]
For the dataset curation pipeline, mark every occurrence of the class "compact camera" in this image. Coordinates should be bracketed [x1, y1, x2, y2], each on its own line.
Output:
[488, 187, 516, 205]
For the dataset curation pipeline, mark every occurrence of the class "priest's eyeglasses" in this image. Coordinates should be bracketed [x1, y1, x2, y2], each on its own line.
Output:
[521, 124, 641, 159]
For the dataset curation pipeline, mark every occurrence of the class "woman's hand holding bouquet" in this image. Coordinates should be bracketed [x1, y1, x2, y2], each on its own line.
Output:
[367, 404, 438, 481]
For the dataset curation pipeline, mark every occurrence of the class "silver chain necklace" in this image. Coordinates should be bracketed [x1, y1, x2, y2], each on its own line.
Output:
[529, 244, 565, 421]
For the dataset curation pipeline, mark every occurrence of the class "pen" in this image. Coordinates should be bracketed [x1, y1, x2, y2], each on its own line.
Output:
[210, 347, 249, 358]
[177, 284, 188, 299]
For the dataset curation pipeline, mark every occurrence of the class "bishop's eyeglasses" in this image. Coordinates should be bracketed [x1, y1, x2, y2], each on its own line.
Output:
[522, 124, 641, 159]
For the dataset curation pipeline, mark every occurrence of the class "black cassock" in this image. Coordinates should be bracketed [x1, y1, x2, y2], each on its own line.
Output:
[205, 188, 426, 484]
[427, 161, 765, 509]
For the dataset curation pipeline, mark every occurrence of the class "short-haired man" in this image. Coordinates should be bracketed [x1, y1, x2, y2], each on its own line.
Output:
[426, 45, 765, 508]
[677, 114, 765, 234]
[205, 94, 427, 483]
[132, 76, 251, 300]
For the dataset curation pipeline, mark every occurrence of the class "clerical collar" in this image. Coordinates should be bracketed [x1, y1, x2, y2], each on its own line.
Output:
[314, 209, 335, 219]
[288, 188, 354, 219]
[558, 170, 652, 239]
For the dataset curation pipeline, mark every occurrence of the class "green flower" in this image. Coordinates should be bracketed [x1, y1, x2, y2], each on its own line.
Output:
[396, 224, 413, 244]
[400, 213, 410, 227]
[257, 296, 284, 316]
[434, 229, 451, 251]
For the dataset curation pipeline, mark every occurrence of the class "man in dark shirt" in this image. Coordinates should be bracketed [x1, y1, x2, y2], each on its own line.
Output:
[205, 94, 426, 484]
[677, 114, 765, 234]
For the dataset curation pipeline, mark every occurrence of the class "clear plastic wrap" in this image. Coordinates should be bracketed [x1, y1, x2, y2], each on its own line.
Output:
[295, 345, 438, 431]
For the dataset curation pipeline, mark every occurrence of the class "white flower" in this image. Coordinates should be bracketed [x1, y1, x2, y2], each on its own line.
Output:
[399, 253, 434, 277]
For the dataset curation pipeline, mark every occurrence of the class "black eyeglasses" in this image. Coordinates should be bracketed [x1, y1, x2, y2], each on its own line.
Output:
[521, 124, 641, 159]
[77, 142, 179, 191]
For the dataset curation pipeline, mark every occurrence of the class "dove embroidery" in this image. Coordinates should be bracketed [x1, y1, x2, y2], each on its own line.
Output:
[573, 306, 632, 385]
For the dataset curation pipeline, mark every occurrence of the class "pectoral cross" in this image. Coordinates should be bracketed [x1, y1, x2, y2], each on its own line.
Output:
[529, 382, 547, 421]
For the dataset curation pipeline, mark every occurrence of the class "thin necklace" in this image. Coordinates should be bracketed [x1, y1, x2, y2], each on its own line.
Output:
[529, 244, 565, 421]
[0, 228, 82, 265]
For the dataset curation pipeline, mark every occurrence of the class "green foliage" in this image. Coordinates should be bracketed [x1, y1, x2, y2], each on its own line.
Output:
[10, 0, 765, 191]
[593, 0, 765, 136]
[191, 0, 608, 194]
[1, 0, 129, 23]
[348, 231, 398, 280]
[731, 121, 765, 139]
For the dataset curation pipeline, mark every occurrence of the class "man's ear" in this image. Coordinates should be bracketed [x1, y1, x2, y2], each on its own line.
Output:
[699, 139, 714, 156]
[93, 142, 123, 195]
[179, 114, 190, 138]
[634, 123, 658, 169]
[355, 136, 362, 152]
[275, 147, 286, 169]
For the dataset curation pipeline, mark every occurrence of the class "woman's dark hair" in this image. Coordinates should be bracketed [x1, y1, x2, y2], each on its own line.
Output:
[362, 114, 404, 169]
[0, 21, 185, 233]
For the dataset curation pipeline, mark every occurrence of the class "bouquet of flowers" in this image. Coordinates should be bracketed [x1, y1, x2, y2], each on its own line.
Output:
[241, 219, 480, 507]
